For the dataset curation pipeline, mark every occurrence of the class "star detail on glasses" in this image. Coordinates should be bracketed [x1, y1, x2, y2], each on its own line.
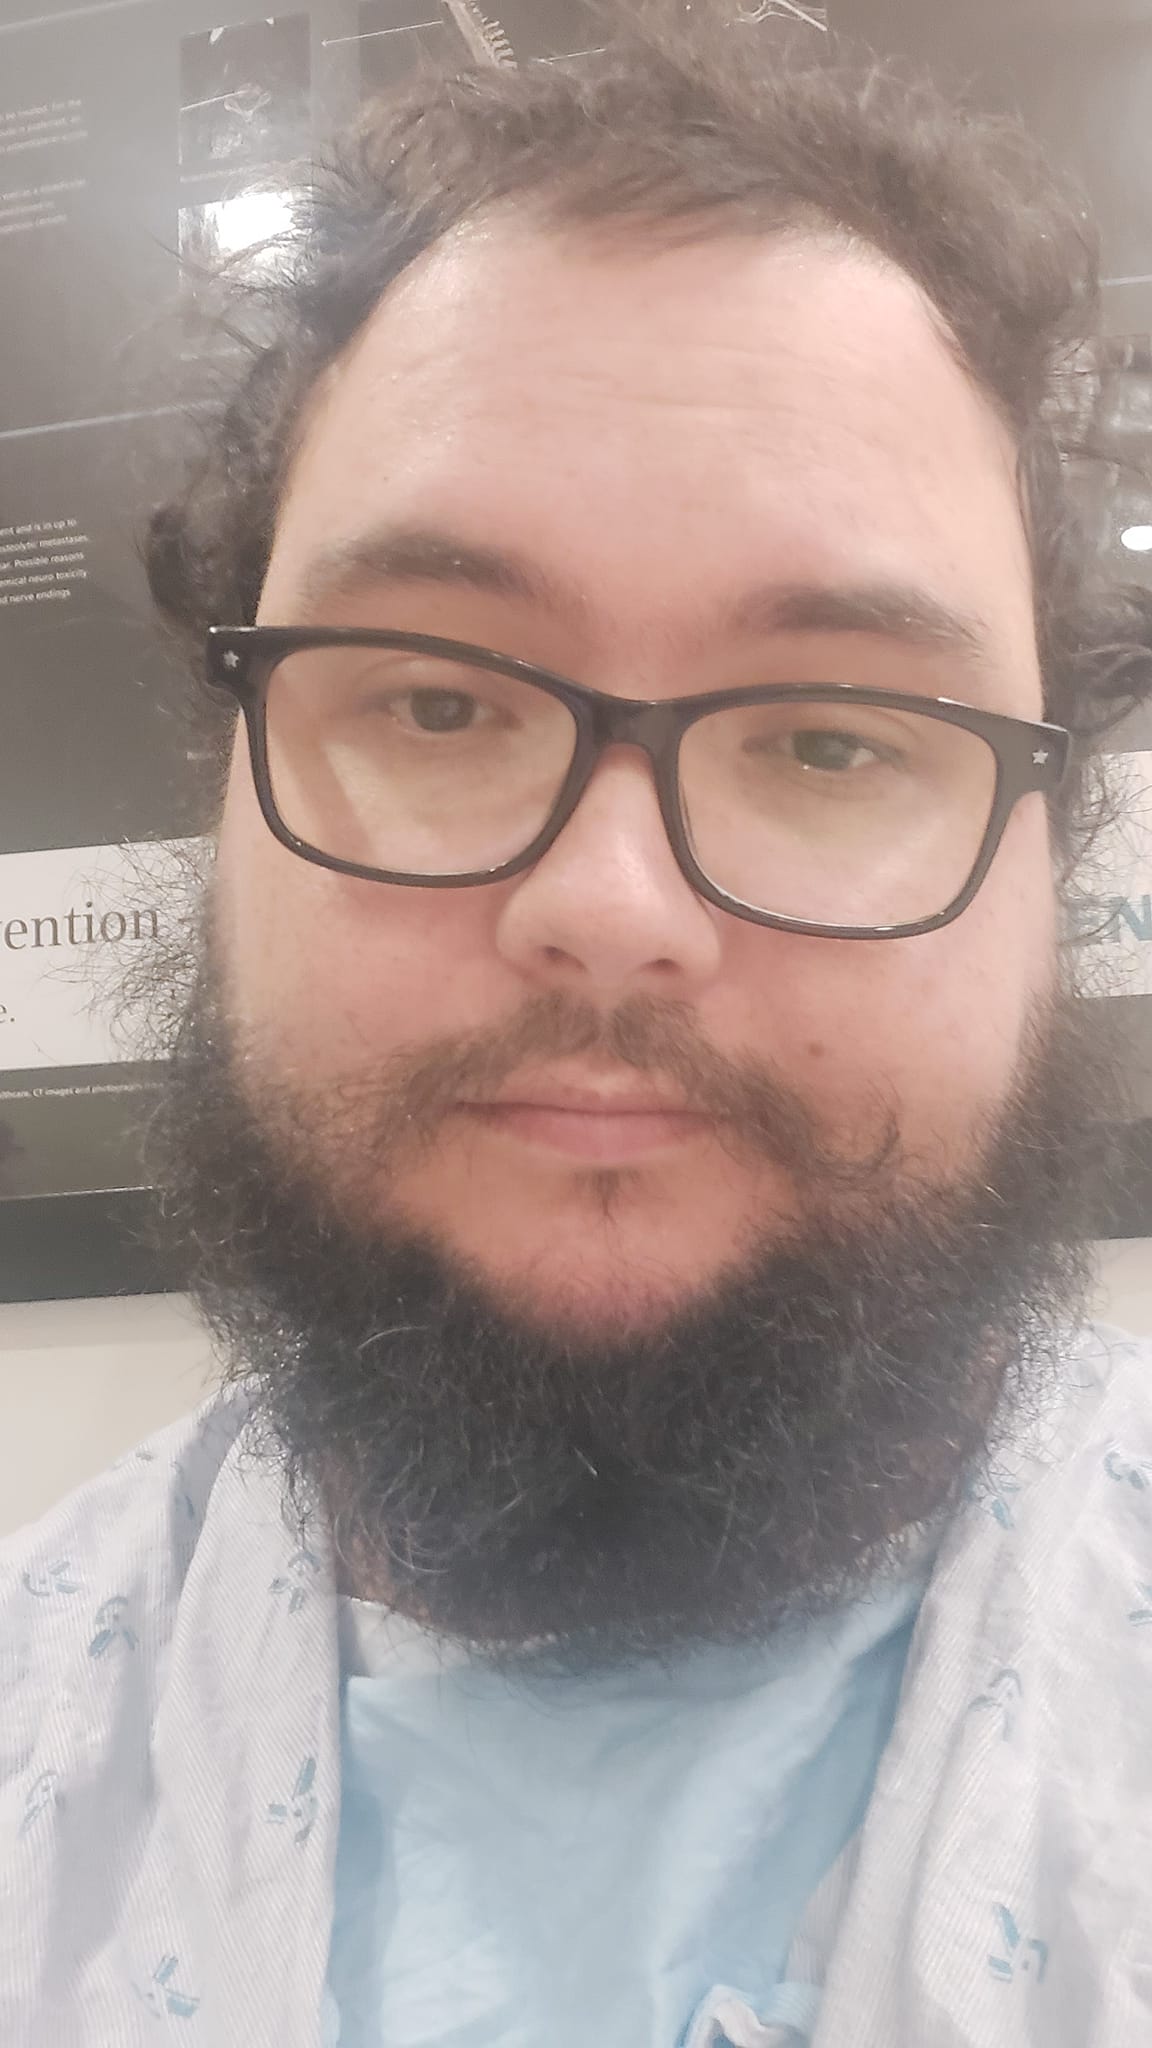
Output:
[1032, 748, 1049, 765]
[223, 650, 240, 669]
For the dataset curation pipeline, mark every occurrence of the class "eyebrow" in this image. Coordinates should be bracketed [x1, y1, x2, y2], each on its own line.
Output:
[289, 522, 993, 668]
[293, 525, 581, 624]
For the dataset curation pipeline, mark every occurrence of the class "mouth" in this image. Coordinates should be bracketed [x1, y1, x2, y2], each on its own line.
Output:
[457, 1072, 715, 1164]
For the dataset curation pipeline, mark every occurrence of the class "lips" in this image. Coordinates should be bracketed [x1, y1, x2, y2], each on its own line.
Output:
[482, 1081, 692, 1116]
[457, 1072, 711, 1163]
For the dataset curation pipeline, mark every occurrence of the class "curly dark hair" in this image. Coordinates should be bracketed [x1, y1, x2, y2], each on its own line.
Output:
[142, 3, 1152, 884]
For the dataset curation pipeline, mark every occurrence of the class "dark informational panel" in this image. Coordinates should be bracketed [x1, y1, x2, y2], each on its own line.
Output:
[3, 0, 1151, 1295]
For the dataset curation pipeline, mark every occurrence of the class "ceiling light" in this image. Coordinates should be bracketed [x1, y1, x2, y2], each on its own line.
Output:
[1120, 524, 1152, 552]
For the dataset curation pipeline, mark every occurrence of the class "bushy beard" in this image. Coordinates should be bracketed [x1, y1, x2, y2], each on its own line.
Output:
[141, 887, 1113, 1680]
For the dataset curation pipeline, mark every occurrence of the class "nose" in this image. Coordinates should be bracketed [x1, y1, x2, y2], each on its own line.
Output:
[493, 746, 724, 998]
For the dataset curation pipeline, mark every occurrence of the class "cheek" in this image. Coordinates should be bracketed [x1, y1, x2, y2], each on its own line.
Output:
[735, 797, 1059, 1161]
[215, 762, 505, 1065]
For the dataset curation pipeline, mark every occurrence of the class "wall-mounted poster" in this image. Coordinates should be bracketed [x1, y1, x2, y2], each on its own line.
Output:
[0, 838, 194, 1194]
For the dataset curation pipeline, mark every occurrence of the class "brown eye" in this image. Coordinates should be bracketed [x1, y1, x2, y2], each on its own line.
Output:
[786, 728, 884, 772]
[404, 688, 481, 733]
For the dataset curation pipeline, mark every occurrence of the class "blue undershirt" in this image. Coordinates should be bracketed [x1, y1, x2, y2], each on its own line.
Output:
[323, 1551, 932, 2047]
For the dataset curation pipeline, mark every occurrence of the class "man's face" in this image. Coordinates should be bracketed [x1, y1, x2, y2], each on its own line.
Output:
[215, 223, 1055, 1332]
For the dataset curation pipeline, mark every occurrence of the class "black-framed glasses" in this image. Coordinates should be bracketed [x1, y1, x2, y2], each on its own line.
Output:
[206, 625, 1071, 941]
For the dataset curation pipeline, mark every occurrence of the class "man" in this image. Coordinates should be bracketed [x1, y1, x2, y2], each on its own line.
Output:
[4, 12, 1152, 2046]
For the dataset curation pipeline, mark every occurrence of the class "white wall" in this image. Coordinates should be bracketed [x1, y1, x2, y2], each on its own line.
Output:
[2, 1244, 1152, 1541]
[0, 1293, 219, 1540]
[1094, 1237, 1152, 1336]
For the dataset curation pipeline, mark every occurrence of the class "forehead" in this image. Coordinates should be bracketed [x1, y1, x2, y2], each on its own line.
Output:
[262, 220, 1036, 683]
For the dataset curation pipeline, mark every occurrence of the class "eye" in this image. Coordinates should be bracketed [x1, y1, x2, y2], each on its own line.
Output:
[393, 687, 487, 733]
[783, 727, 888, 773]
[358, 684, 515, 736]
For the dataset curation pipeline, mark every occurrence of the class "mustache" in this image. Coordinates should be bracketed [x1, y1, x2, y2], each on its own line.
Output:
[337, 990, 902, 1190]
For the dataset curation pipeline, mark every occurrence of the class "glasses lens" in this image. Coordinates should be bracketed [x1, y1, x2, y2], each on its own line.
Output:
[678, 697, 998, 929]
[263, 645, 579, 876]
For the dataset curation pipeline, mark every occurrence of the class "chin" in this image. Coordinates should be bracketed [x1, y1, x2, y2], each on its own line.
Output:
[459, 1241, 730, 1344]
